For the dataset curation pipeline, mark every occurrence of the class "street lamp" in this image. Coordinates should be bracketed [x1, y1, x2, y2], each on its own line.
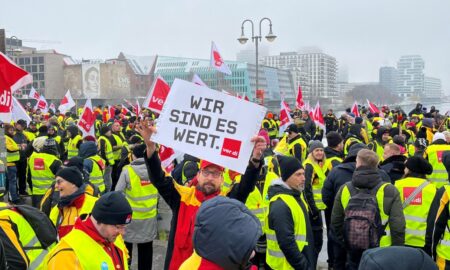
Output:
[238, 18, 276, 103]
[8, 36, 22, 58]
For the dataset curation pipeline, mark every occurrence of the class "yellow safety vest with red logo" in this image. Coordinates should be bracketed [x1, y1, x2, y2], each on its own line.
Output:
[426, 144, 450, 188]
[28, 152, 60, 195]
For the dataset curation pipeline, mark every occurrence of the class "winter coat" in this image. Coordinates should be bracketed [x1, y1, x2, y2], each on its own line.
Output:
[380, 155, 407, 183]
[331, 166, 405, 246]
[267, 180, 316, 270]
[115, 158, 157, 243]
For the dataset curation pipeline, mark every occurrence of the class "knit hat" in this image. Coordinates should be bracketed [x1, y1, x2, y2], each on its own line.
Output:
[414, 138, 427, 149]
[422, 118, 433, 128]
[347, 143, 369, 158]
[64, 157, 85, 174]
[56, 167, 83, 188]
[132, 143, 146, 159]
[359, 246, 436, 270]
[16, 119, 27, 127]
[355, 117, 363, 125]
[100, 125, 111, 136]
[405, 156, 433, 175]
[258, 129, 270, 144]
[129, 135, 143, 145]
[433, 132, 446, 143]
[277, 155, 303, 182]
[286, 123, 298, 134]
[308, 140, 324, 153]
[32, 136, 47, 152]
[92, 192, 132, 225]
[326, 131, 343, 148]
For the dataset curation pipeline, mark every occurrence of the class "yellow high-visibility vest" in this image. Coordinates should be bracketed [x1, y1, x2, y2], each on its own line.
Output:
[426, 144, 450, 188]
[303, 158, 327, 210]
[28, 152, 60, 195]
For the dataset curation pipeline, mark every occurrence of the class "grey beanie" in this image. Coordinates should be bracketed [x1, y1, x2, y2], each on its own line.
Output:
[308, 140, 324, 153]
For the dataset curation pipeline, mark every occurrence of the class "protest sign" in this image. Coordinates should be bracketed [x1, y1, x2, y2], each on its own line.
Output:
[151, 79, 266, 174]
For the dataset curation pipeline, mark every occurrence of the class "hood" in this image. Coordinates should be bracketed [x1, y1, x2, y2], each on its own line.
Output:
[324, 146, 343, 159]
[130, 158, 149, 180]
[267, 178, 301, 200]
[183, 154, 200, 163]
[335, 161, 357, 173]
[380, 155, 407, 167]
[78, 142, 98, 158]
[346, 143, 369, 160]
[193, 196, 261, 269]
[376, 127, 388, 143]
[348, 124, 363, 140]
[67, 126, 79, 139]
[352, 166, 382, 189]
[431, 139, 447, 145]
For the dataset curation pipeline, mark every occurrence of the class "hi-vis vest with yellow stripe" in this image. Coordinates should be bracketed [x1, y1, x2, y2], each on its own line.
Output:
[426, 144, 450, 188]
[67, 135, 82, 159]
[341, 182, 392, 247]
[265, 194, 308, 270]
[124, 165, 158, 220]
[28, 152, 59, 195]
[87, 155, 106, 193]
[288, 137, 307, 161]
[437, 185, 450, 261]
[6, 136, 20, 163]
[303, 158, 327, 210]
[395, 177, 436, 247]
[98, 136, 115, 165]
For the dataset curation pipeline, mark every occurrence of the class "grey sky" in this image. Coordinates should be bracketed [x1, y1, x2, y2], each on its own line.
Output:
[2, 0, 449, 93]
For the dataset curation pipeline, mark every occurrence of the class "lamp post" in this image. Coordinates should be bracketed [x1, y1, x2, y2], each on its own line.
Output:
[7, 36, 20, 58]
[238, 18, 276, 104]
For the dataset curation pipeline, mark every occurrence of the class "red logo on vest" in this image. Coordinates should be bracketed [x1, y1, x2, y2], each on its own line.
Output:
[140, 179, 152, 187]
[437, 151, 444, 163]
[34, 158, 45, 170]
[403, 187, 422, 205]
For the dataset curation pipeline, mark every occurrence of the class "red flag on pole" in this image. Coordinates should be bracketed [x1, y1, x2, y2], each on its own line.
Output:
[109, 105, 116, 120]
[0, 52, 32, 122]
[29, 87, 40, 100]
[351, 101, 360, 117]
[58, 90, 75, 114]
[34, 95, 48, 113]
[78, 98, 95, 138]
[279, 100, 293, 136]
[159, 145, 177, 173]
[295, 84, 304, 109]
[142, 75, 170, 114]
[313, 101, 325, 129]
[210, 41, 232, 75]
[366, 99, 380, 114]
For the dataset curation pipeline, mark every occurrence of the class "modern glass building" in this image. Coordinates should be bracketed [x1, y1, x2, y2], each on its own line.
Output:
[154, 56, 295, 111]
[397, 55, 425, 97]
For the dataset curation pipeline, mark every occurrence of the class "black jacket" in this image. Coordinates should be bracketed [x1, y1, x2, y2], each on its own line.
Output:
[324, 147, 344, 169]
[288, 134, 304, 162]
[380, 155, 407, 183]
[267, 182, 316, 270]
[171, 154, 200, 185]
[144, 151, 261, 270]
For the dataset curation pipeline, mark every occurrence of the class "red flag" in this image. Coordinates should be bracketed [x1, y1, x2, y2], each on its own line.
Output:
[34, 95, 48, 112]
[244, 95, 249, 101]
[0, 52, 32, 122]
[142, 75, 170, 114]
[279, 100, 293, 136]
[159, 145, 177, 173]
[58, 90, 75, 113]
[109, 105, 116, 120]
[210, 41, 232, 75]
[78, 99, 95, 138]
[29, 87, 40, 100]
[313, 101, 325, 129]
[351, 101, 360, 117]
[282, 101, 291, 112]
[367, 99, 380, 114]
[295, 84, 304, 109]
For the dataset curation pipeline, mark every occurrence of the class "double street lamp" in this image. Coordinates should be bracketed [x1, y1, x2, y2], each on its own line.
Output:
[238, 18, 276, 103]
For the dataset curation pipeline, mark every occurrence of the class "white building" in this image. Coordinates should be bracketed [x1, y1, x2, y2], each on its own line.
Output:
[396, 55, 424, 97]
[424, 76, 442, 98]
[264, 48, 337, 100]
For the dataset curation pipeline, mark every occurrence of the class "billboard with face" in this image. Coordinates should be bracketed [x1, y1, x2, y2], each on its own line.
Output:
[82, 63, 101, 98]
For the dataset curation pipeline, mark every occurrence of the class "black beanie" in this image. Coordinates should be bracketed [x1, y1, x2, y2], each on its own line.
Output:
[92, 192, 132, 225]
[56, 167, 83, 188]
[286, 123, 298, 134]
[100, 125, 111, 136]
[277, 155, 303, 182]
[326, 131, 343, 148]
[405, 157, 433, 175]
[132, 144, 146, 159]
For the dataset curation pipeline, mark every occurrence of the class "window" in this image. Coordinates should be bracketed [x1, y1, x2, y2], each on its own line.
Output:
[32, 66, 37, 72]
[24, 58, 30, 65]
[19, 58, 25, 65]
[39, 65, 44, 72]
[38, 74, 44, 80]
[38, 57, 44, 64]
[32, 57, 39, 64]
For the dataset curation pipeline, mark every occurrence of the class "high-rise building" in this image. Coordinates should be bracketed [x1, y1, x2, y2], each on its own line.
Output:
[264, 48, 337, 100]
[396, 55, 424, 97]
[424, 76, 442, 99]
[153, 55, 295, 111]
[379, 66, 398, 93]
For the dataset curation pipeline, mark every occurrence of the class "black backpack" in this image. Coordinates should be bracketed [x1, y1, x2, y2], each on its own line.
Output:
[343, 182, 385, 251]
[1, 205, 57, 249]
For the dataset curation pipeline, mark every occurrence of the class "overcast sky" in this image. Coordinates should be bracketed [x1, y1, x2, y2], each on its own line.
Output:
[2, 0, 449, 94]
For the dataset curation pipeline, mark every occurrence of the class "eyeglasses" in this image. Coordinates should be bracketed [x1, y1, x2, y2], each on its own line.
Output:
[200, 170, 223, 178]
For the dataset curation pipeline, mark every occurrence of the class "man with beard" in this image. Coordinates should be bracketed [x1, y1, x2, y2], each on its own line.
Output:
[136, 120, 266, 270]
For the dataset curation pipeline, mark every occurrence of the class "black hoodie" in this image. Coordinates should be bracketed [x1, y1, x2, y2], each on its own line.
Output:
[267, 182, 316, 270]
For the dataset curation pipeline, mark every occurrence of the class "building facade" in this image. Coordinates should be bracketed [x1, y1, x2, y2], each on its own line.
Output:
[264, 49, 337, 101]
[396, 55, 425, 97]
[379, 66, 398, 93]
[116, 53, 156, 97]
[153, 56, 295, 111]
[424, 76, 442, 99]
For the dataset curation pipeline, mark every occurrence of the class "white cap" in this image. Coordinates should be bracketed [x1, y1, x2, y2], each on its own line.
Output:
[433, 132, 446, 143]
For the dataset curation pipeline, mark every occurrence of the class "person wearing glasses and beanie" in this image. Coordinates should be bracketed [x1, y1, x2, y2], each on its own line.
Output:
[136, 120, 267, 270]
[45, 191, 132, 269]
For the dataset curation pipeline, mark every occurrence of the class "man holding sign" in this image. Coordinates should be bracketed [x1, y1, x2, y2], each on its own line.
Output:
[136, 120, 266, 270]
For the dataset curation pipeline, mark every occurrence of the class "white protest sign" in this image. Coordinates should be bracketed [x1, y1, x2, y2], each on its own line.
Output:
[151, 79, 266, 174]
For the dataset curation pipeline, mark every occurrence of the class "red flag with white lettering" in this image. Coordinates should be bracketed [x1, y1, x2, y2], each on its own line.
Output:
[351, 101, 360, 117]
[78, 98, 95, 138]
[279, 100, 293, 136]
[210, 41, 232, 75]
[34, 95, 48, 113]
[29, 87, 40, 100]
[159, 145, 178, 173]
[366, 99, 380, 114]
[142, 75, 170, 113]
[58, 90, 75, 114]
[0, 52, 32, 122]
[296, 84, 304, 109]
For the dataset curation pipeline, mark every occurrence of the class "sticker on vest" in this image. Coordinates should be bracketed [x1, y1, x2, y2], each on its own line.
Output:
[403, 187, 422, 205]
[140, 179, 152, 187]
[97, 159, 106, 170]
[437, 151, 444, 163]
[34, 158, 45, 170]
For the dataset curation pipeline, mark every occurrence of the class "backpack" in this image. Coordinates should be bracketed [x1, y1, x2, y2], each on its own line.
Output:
[343, 182, 385, 251]
[1, 205, 57, 249]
